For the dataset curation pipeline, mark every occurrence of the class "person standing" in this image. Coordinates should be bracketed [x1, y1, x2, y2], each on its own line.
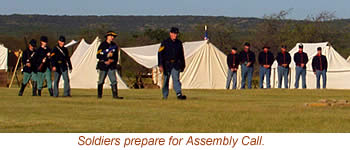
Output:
[258, 46, 274, 88]
[158, 27, 186, 100]
[293, 44, 308, 89]
[239, 42, 255, 89]
[18, 39, 38, 96]
[312, 47, 328, 89]
[96, 31, 123, 99]
[51, 36, 73, 97]
[226, 47, 240, 89]
[37, 36, 53, 96]
[276, 45, 291, 88]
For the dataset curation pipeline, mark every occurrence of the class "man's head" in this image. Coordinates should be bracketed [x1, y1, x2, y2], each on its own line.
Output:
[105, 31, 117, 43]
[263, 46, 270, 52]
[40, 36, 48, 47]
[58, 36, 65, 47]
[244, 42, 250, 52]
[231, 47, 237, 54]
[29, 39, 36, 50]
[169, 27, 179, 41]
[281, 45, 287, 52]
[298, 44, 303, 52]
[317, 47, 322, 55]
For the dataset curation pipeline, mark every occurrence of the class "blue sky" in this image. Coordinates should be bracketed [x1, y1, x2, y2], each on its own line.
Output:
[0, 0, 349, 19]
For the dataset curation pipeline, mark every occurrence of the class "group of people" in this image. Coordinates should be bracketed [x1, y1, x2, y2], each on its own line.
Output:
[18, 36, 73, 97]
[18, 31, 125, 99]
[17, 27, 329, 100]
[226, 43, 328, 89]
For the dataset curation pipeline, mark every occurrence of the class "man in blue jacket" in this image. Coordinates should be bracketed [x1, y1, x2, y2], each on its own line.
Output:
[276, 45, 291, 88]
[239, 42, 255, 89]
[158, 27, 186, 100]
[258, 46, 274, 88]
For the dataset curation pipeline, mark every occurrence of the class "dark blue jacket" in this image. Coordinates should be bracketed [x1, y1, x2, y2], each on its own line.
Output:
[22, 48, 38, 73]
[258, 51, 274, 68]
[157, 38, 185, 72]
[293, 52, 308, 69]
[312, 55, 328, 72]
[36, 46, 52, 72]
[227, 53, 240, 69]
[276, 52, 291, 67]
[51, 45, 72, 72]
[96, 41, 119, 71]
[239, 50, 255, 67]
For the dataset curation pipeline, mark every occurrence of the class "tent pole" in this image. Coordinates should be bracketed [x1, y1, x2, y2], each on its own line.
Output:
[9, 50, 22, 88]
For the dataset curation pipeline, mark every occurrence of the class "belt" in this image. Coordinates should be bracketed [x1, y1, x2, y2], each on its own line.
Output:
[166, 59, 176, 63]
[58, 60, 63, 64]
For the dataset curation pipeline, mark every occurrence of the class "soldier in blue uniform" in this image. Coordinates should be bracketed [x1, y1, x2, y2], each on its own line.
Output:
[312, 47, 328, 89]
[36, 36, 53, 96]
[51, 36, 73, 97]
[293, 44, 308, 89]
[18, 39, 38, 96]
[158, 27, 186, 100]
[276, 45, 291, 88]
[96, 31, 123, 99]
[239, 42, 255, 89]
[226, 47, 240, 89]
[258, 46, 274, 88]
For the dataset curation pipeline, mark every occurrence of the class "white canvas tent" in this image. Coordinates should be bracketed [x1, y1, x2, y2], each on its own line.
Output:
[60, 37, 128, 89]
[346, 56, 350, 63]
[271, 42, 350, 89]
[0, 44, 8, 71]
[64, 40, 78, 48]
[122, 40, 231, 89]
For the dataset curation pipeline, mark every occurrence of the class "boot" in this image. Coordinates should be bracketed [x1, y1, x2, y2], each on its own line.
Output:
[97, 84, 103, 99]
[32, 81, 37, 96]
[177, 93, 187, 100]
[38, 90, 42, 96]
[112, 84, 123, 99]
[48, 88, 53, 96]
[18, 83, 26, 96]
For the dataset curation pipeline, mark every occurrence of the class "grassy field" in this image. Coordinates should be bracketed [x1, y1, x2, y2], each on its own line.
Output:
[0, 88, 350, 133]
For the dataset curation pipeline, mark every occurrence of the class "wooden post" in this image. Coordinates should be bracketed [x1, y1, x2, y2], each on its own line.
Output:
[9, 50, 22, 88]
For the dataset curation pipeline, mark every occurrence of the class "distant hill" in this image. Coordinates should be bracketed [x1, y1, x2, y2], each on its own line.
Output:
[0, 14, 263, 37]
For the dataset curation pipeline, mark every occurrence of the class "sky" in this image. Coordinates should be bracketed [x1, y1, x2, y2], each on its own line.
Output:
[0, 0, 349, 19]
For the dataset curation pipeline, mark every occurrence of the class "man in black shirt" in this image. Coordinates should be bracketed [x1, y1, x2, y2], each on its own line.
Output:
[258, 46, 274, 88]
[226, 47, 240, 89]
[293, 44, 308, 89]
[36, 36, 53, 96]
[276, 45, 291, 88]
[239, 42, 255, 89]
[312, 47, 328, 89]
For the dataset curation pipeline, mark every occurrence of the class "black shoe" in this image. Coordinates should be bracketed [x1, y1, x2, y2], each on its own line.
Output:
[18, 83, 26, 96]
[112, 84, 123, 99]
[177, 94, 187, 100]
[97, 84, 103, 99]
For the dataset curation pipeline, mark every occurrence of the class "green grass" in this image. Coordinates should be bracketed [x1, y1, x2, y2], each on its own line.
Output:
[0, 88, 350, 133]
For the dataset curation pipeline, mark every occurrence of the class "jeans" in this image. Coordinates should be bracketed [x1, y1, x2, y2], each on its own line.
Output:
[53, 69, 71, 96]
[316, 70, 327, 89]
[22, 72, 38, 85]
[259, 66, 271, 88]
[98, 69, 117, 86]
[226, 68, 237, 89]
[162, 67, 182, 98]
[295, 66, 306, 89]
[277, 66, 289, 88]
[241, 64, 253, 89]
[37, 69, 52, 90]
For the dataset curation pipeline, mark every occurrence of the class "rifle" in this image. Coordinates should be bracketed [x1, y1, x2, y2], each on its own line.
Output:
[37, 47, 51, 72]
